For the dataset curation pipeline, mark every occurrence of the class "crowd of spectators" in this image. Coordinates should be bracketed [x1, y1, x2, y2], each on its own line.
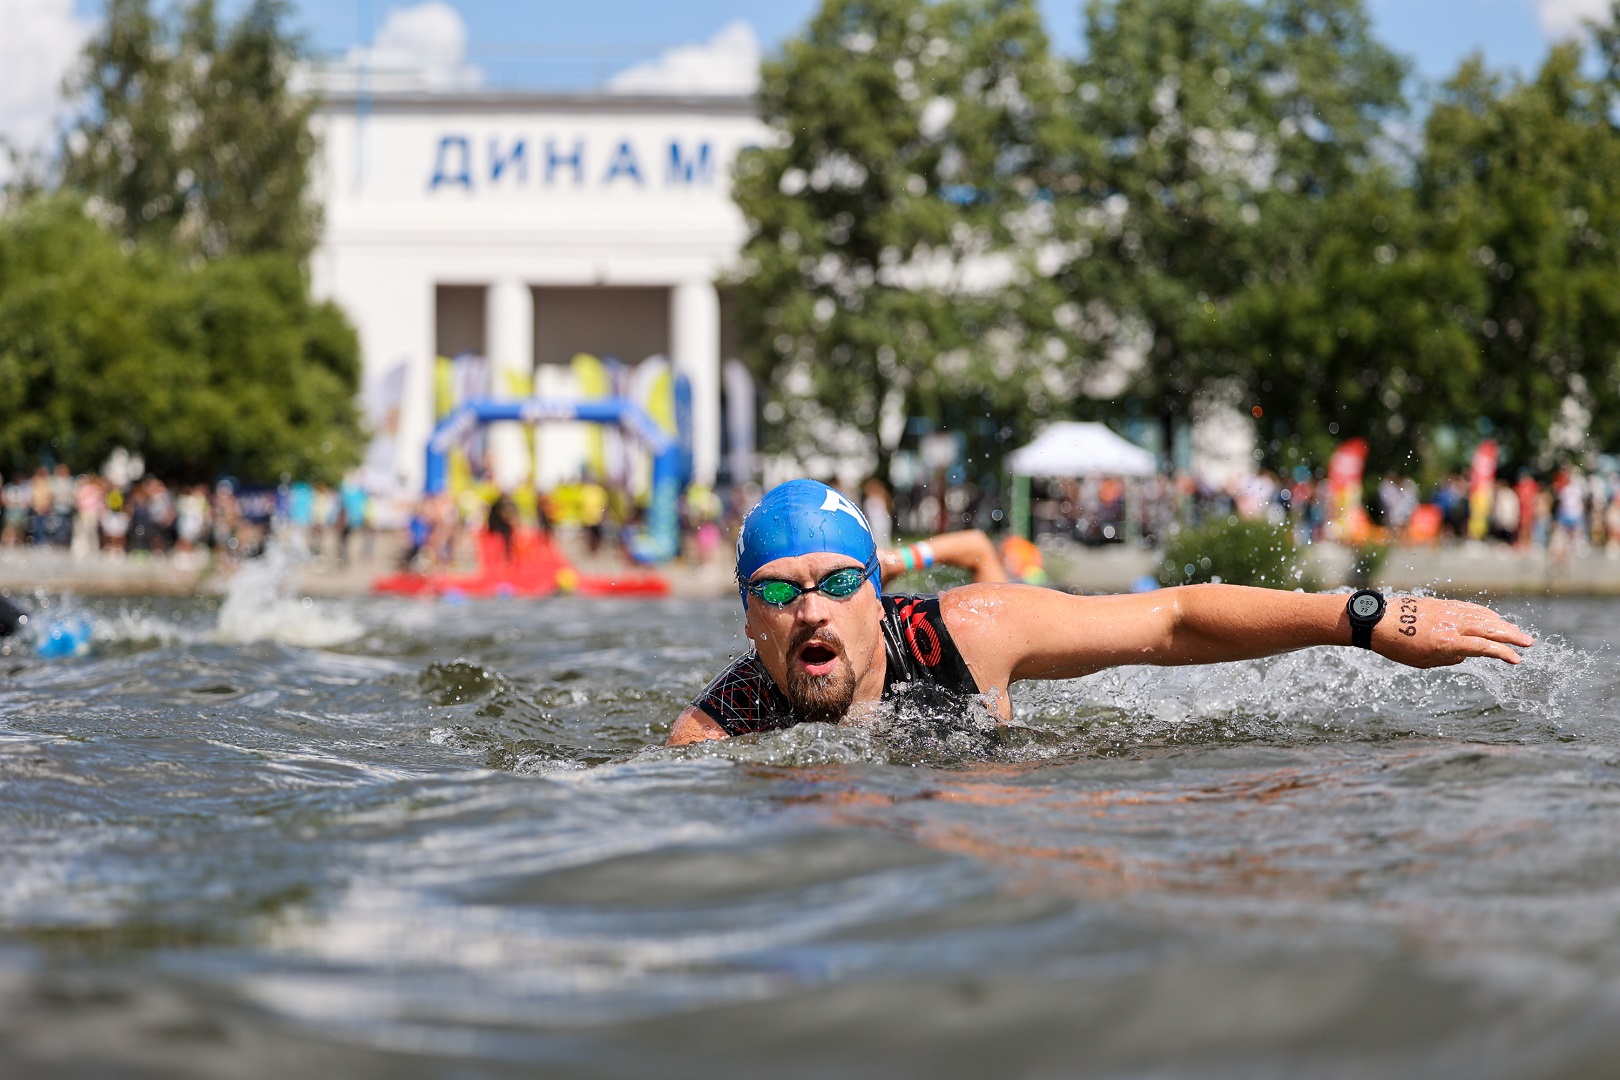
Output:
[399, 462, 1620, 568]
[1024, 462, 1620, 556]
[12, 454, 1620, 575]
[0, 464, 375, 566]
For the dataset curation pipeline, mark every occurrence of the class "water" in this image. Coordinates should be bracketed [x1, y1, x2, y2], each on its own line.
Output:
[1, 565, 1617, 1078]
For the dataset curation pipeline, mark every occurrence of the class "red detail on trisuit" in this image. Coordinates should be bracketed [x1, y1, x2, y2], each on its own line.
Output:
[900, 602, 942, 666]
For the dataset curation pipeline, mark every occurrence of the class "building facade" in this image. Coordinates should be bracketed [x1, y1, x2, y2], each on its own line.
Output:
[309, 90, 767, 498]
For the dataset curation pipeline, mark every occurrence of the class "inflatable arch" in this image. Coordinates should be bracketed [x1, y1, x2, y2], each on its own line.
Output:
[424, 397, 682, 563]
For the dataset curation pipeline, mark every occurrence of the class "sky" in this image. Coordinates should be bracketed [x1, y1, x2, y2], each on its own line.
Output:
[1, 0, 1612, 173]
[154, 0, 1599, 85]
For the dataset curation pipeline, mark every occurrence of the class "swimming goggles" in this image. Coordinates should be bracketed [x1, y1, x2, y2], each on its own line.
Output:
[746, 562, 875, 607]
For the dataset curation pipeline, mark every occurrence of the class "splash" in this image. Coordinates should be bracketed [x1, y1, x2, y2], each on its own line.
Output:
[211, 539, 362, 648]
[93, 606, 191, 649]
[662, 610, 1600, 769]
[7, 594, 186, 657]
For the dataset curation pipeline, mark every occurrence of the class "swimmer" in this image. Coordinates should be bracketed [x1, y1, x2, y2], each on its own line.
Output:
[0, 594, 23, 637]
[878, 530, 1008, 585]
[667, 479, 1534, 744]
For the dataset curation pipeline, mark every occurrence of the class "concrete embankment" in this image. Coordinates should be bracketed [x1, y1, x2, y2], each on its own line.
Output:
[0, 535, 740, 602]
[1042, 540, 1620, 596]
[4, 538, 1619, 602]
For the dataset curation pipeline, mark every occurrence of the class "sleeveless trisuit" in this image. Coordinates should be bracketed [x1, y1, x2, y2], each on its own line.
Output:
[690, 594, 981, 736]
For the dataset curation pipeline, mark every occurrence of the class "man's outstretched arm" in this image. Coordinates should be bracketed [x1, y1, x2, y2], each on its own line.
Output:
[943, 583, 1534, 689]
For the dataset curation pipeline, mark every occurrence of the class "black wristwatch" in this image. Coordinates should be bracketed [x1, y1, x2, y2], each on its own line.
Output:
[1346, 589, 1387, 649]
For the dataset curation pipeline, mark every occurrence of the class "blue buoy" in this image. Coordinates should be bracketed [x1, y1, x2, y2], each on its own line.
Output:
[1130, 575, 1161, 593]
[36, 613, 94, 659]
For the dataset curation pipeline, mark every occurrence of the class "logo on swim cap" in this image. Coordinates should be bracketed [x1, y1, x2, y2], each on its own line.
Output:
[818, 488, 866, 523]
[735, 479, 879, 608]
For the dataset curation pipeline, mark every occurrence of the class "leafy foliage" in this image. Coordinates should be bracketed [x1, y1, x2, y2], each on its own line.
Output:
[60, 0, 320, 263]
[1050, 0, 1409, 439]
[1415, 42, 1620, 464]
[730, 0, 1070, 474]
[0, 0, 359, 483]
[0, 199, 360, 483]
[1158, 516, 1310, 588]
[735, 0, 1620, 477]
[1216, 175, 1483, 474]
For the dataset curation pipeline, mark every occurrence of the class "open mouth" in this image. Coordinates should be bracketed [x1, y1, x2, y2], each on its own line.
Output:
[797, 641, 840, 676]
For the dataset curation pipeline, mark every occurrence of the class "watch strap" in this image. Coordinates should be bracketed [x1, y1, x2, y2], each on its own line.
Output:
[1346, 590, 1384, 650]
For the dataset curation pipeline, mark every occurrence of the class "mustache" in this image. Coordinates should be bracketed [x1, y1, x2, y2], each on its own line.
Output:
[790, 624, 845, 658]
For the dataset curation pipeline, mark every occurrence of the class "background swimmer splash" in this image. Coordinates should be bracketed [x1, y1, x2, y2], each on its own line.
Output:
[669, 479, 1535, 745]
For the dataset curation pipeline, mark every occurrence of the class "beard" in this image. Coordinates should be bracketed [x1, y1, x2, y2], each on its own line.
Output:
[783, 626, 858, 725]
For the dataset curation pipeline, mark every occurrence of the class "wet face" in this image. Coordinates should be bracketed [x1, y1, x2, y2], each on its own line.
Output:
[744, 551, 886, 725]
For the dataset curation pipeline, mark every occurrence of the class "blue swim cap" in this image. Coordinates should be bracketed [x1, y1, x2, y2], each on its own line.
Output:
[735, 479, 880, 608]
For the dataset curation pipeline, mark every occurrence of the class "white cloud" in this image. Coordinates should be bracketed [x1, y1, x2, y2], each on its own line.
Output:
[0, 0, 95, 180]
[303, 1, 481, 94]
[1536, 0, 1611, 38]
[362, 1, 479, 87]
[608, 21, 760, 97]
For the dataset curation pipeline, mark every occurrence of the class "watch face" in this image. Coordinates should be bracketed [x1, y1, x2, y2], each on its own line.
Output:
[1351, 594, 1382, 619]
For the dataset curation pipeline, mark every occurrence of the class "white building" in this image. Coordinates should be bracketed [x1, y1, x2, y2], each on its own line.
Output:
[308, 88, 768, 497]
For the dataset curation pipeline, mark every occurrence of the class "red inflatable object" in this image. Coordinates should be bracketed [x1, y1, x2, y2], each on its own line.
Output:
[373, 528, 670, 599]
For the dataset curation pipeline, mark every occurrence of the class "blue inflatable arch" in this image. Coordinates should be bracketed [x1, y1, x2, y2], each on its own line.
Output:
[424, 397, 682, 563]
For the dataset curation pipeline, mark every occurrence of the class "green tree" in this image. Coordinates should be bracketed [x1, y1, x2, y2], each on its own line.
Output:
[1047, 0, 1408, 452]
[0, 198, 360, 482]
[1414, 37, 1620, 465]
[1190, 3, 1620, 475]
[1211, 173, 1485, 476]
[61, 0, 320, 263]
[730, 0, 1069, 476]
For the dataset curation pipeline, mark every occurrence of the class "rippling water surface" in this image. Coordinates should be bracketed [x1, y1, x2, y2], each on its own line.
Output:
[2, 562, 1618, 1078]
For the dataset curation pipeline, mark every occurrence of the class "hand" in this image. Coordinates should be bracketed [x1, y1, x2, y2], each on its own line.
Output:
[1372, 595, 1533, 668]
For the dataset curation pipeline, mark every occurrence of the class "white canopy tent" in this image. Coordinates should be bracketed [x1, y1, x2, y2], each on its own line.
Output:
[1007, 422, 1157, 478]
[1006, 422, 1159, 539]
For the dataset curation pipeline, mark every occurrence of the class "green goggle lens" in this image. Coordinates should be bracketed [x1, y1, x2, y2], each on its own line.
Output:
[750, 566, 868, 606]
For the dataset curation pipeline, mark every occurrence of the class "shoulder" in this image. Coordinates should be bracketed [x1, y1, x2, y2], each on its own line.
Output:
[689, 651, 790, 736]
[668, 706, 728, 746]
[937, 582, 1092, 678]
[938, 582, 1072, 633]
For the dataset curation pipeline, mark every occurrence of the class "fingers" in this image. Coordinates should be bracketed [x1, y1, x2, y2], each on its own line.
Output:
[1418, 639, 1520, 667]
[1467, 637, 1523, 665]
[1441, 624, 1525, 665]
[1470, 621, 1535, 649]
[1436, 600, 1536, 651]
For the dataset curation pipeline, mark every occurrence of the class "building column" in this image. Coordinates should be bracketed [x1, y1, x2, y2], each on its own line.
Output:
[671, 279, 720, 486]
[365, 273, 434, 504]
[486, 277, 534, 491]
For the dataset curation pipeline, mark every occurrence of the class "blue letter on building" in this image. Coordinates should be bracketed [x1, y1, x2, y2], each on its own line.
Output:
[430, 135, 473, 190]
[667, 141, 713, 185]
[490, 138, 528, 184]
[545, 139, 585, 186]
[602, 140, 643, 185]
